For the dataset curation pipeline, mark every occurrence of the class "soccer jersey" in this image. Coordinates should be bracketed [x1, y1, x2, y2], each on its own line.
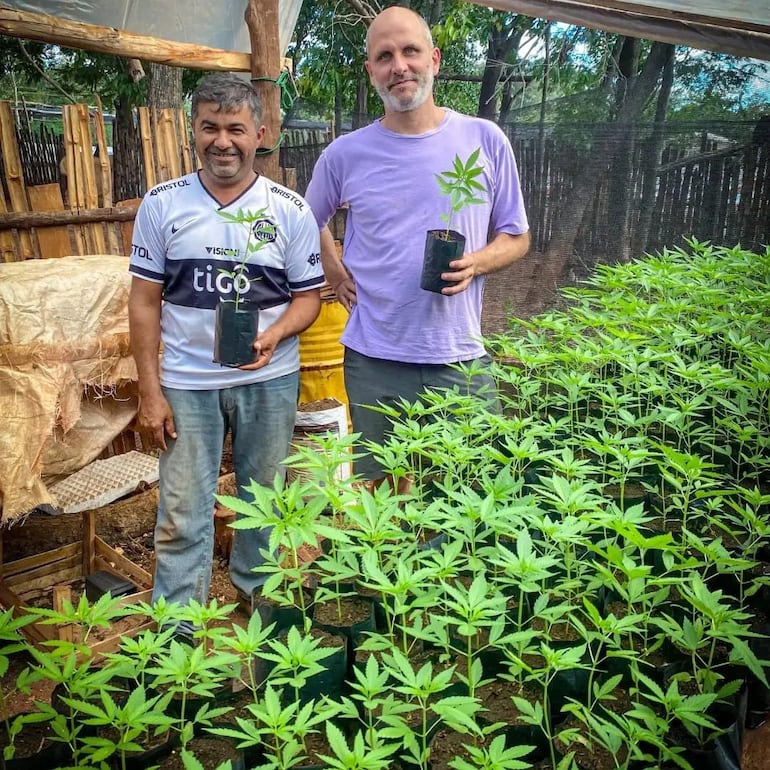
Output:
[305, 109, 529, 365]
[130, 172, 324, 389]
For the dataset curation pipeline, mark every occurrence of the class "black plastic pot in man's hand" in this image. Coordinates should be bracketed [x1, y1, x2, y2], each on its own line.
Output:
[421, 229, 466, 294]
[213, 301, 260, 367]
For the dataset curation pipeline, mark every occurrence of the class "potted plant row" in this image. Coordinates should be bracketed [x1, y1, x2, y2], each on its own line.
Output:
[1, 241, 769, 770]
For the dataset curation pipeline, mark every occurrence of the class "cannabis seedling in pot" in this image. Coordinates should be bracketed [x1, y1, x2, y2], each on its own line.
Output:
[421, 149, 486, 293]
[213, 207, 274, 366]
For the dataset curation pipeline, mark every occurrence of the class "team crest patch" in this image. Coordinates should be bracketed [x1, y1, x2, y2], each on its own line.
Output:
[251, 218, 277, 243]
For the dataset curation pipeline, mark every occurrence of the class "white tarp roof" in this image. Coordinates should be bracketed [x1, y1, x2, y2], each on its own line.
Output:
[2, 1, 768, 62]
[2, 0, 303, 56]
[479, 0, 770, 60]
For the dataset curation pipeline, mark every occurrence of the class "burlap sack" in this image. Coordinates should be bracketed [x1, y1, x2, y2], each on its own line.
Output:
[0, 255, 138, 523]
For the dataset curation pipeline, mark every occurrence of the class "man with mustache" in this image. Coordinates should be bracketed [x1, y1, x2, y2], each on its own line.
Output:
[305, 6, 530, 489]
[128, 73, 323, 635]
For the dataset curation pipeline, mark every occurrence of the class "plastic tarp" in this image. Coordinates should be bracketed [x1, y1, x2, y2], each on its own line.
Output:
[0, 255, 138, 523]
[1, 0, 303, 57]
[480, 0, 770, 60]
[3, 0, 768, 59]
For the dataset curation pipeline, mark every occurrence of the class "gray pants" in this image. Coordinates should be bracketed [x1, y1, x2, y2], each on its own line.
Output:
[343, 348, 499, 480]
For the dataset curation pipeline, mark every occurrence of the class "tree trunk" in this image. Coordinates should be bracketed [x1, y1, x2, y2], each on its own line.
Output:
[352, 75, 368, 129]
[246, 0, 282, 180]
[498, 80, 524, 126]
[334, 89, 342, 139]
[523, 41, 673, 313]
[478, 32, 504, 120]
[113, 93, 142, 201]
[638, 45, 675, 253]
[476, 13, 527, 120]
[605, 37, 641, 264]
[146, 61, 183, 110]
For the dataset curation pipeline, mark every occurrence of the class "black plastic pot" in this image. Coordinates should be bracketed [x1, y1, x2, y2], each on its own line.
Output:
[111, 730, 179, 770]
[165, 681, 238, 726]
[475, 713, 553, 764]
[248, 590, 314, 634]
[293, 628, 349, 705]
[420, 230, 465, 293]
[681, 740, 742, 770]
[213, 301, 259, 367]
[0, 714, 69, 770]
[661, 679, 747, 770]
[546, 666, 592, 713]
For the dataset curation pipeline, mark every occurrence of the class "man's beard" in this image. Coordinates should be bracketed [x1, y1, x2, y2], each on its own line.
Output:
[377, 70, 434, 113]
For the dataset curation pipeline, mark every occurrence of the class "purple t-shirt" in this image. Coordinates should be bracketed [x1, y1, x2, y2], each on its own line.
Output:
[304, 109, 529, 364]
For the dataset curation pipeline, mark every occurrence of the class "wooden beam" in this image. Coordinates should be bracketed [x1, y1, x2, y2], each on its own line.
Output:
[0, 204, 140, 231]
[0, 5, 251, 71]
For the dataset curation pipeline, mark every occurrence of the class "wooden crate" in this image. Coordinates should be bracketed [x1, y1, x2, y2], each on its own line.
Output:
[0, 509, 154, 659]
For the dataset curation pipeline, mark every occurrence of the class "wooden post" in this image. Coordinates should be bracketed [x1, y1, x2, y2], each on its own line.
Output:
[53, 585, 79, 644]
[83, 510, 96, 576]
[245, 0, 281, 181]
[0, 101, 34, 259]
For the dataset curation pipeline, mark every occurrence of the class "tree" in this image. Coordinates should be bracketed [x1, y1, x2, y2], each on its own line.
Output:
[289, 0, 369, 132]
[146, 62, 182, 111]
[522, 39, 675, 313]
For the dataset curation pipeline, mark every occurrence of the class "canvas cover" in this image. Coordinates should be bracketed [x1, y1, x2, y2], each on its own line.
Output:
[3, 0, 769, 60]
[0, 255, 138, 523]
[2, 0, 304, 57]
[484, 0, 770, 60]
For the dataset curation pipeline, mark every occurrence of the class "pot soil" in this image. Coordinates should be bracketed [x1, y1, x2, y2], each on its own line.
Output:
[425, 726, 480, 770]
[0, 714, 67, 770]
[476, 679, 552, 762]
[312, 595, 376, 645]
[421, 230, 465, 293]
[213, 302, 259, 367]
[155, 731, 244, 770]
[553, 713, 631, 770]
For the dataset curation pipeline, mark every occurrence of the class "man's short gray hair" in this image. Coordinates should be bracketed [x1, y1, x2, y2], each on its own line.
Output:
[191, 73, 263, 123]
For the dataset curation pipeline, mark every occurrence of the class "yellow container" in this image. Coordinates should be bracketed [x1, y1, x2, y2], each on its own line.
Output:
[298, 298, 348, 408]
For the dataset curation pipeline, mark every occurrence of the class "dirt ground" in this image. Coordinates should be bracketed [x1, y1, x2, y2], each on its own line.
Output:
[481, 250, 543, 335]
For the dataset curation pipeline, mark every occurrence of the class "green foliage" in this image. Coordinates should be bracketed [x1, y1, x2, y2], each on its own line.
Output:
[435, 148, 486, 236]
[3, 240, 770, 770]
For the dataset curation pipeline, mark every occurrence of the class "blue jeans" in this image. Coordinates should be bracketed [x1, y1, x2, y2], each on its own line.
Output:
[153, 374, 299, 608]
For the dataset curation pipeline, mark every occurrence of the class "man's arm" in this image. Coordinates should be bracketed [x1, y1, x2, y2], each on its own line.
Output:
[240, 288, 322, 371]
[128, 277, 177, 450]
[320, 226, 356, 312]
[442, 230, 531, 296]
